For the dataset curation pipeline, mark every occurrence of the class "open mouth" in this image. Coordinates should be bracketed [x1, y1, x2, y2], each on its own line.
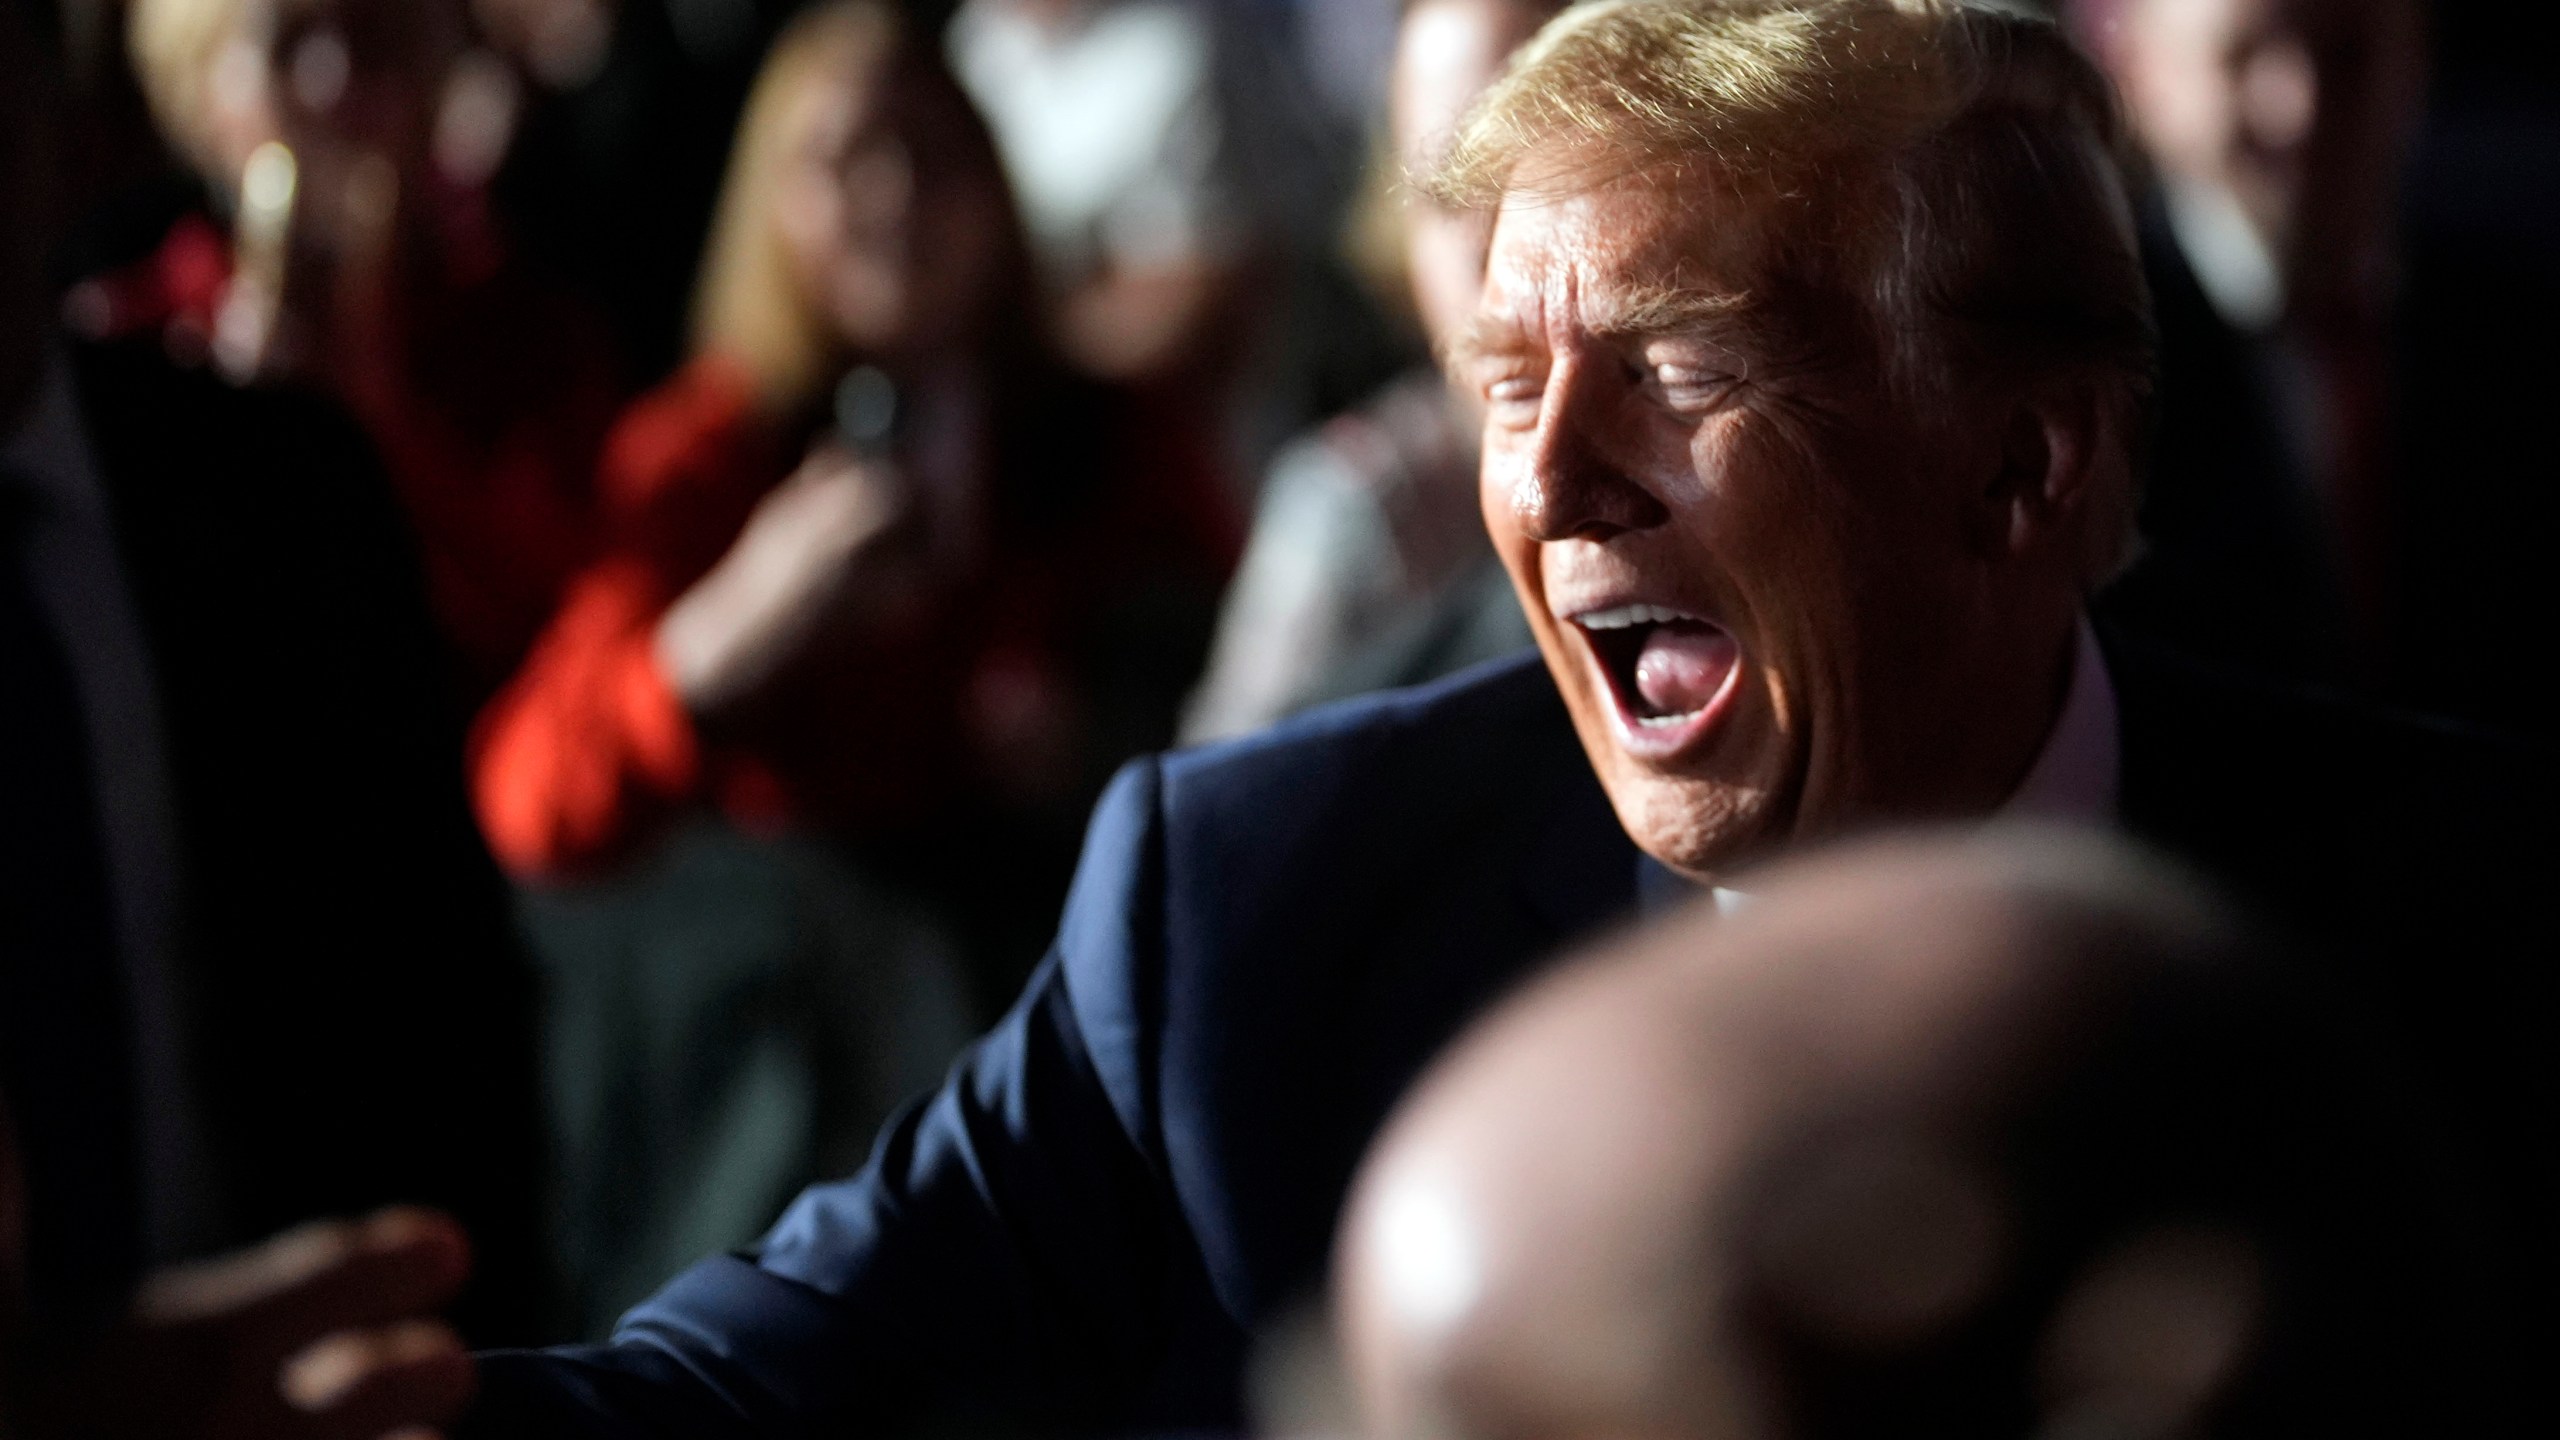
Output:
[1570, 603, 1743, 755]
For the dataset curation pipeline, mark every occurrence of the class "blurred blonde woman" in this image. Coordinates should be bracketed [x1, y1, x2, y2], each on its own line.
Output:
[480, 1, 1236, 1331]
[471, 0, 1236, 890]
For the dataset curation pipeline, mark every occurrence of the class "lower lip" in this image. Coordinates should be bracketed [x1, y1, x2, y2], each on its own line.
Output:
[1582, 629, 1747, 763]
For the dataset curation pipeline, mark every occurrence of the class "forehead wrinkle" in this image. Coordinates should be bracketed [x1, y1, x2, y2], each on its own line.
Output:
[1513, 184, 1785, 345]
[1452, 238, 1579, 367]
[1469, 189, 1823, 378]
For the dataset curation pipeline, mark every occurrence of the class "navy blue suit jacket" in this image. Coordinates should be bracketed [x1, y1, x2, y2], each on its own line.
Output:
[469, 639, 2554, 1436]
[473, 653, 1635, 1435]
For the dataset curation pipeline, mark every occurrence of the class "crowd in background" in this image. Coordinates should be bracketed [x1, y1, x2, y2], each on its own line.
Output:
[3, 0, 2556, 1413]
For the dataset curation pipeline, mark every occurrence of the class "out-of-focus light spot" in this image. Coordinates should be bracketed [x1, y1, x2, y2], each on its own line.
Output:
[289, 28, 350, 114]
[527, 0, 612, 89]
[834, 365, 899, 453]
[211, 277, 275, 382]
[435, 51, 521, 188]
[210, 39, 263, 123]
[59, 281, 114, 340]
[1372, 1168, 1481, 1338]
[341, 152, 399, 242]
[240, 141, 297, 221]
[2237, 39, 2318, 154]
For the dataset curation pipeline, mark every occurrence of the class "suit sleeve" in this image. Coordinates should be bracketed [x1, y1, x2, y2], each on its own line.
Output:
[462, 759, 1189, 1438]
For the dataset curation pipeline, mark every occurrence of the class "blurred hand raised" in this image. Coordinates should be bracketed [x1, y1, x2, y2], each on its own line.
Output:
[22, 1206, 475, 1440]
[656, 445, 919, 721]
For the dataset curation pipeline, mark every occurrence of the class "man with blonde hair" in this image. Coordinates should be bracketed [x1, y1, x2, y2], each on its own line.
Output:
[466, 2, 2547, 1433]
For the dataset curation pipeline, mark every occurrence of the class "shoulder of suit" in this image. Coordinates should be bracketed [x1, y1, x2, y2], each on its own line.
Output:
[1048, 651, 1583, 1140]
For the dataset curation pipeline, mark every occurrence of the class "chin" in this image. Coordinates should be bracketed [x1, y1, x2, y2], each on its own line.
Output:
[1610, 768, 1785, 880]
[1566, 683, 1792, 880]
[1533, 631, 1786, 878]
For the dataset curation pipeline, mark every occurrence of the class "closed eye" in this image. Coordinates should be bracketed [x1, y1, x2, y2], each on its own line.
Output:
[1644, 362, 1739, 415]
[1480, 370, 1546, 426]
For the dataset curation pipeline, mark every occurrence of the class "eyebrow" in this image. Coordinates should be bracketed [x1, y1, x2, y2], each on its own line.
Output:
[1592, 283, 1756, 341]
[1443, 313, 1536, 373]
[1445, 282, 1764, 372]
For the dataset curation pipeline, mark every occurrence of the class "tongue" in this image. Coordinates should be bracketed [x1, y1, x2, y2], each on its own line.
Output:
[1633, 624, 1739, 717]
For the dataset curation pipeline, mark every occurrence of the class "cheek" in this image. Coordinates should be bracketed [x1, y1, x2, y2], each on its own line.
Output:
[1694, 417, 1826, 579]
[1698, 417, 1893, 685]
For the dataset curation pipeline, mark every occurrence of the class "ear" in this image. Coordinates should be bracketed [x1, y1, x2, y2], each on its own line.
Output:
[1965, 385, 2104, 564]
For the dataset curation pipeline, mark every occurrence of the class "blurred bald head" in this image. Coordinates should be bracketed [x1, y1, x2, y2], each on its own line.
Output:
[1334, 828, 2495, 1440]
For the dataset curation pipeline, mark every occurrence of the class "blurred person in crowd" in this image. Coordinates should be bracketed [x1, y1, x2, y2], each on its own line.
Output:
[1334, 831, 2509, 1440]
[461, 3, 2549, 1433]
[946, 0, 1345, 475]
[6, 1, 527, 1430]
[1180, 0, 1554, 742]
[478, 0, 1235, 959]
[2071, 0, 2421, 688]
[107, 0, 630, 699]
[2077, 0, 2558, 735]
[2, 0, 548, 1348]
[481, 0, 807, 380]
[475, 0, 1233, 1333]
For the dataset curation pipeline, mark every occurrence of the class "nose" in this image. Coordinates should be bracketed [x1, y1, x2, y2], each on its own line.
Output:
[1504, 357, 1669, 543]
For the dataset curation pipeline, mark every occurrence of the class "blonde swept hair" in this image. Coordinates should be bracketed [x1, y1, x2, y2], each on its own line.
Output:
[1429, 0, 2154, 585]
[690, 0, 902, 416]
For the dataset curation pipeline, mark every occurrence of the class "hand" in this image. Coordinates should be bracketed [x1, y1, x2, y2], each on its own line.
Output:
[655, 444, 916, 720]
[21, 1207, 475, 1440]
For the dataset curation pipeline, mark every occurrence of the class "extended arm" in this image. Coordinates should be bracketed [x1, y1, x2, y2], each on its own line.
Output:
[463, 761, 1208, 1438]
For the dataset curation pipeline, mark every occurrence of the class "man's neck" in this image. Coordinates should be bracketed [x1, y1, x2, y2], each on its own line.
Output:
[1903, 607, 2087, 825]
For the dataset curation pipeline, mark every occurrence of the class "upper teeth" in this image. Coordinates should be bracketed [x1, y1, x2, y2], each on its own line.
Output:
[1574, 603, 1694, 631]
